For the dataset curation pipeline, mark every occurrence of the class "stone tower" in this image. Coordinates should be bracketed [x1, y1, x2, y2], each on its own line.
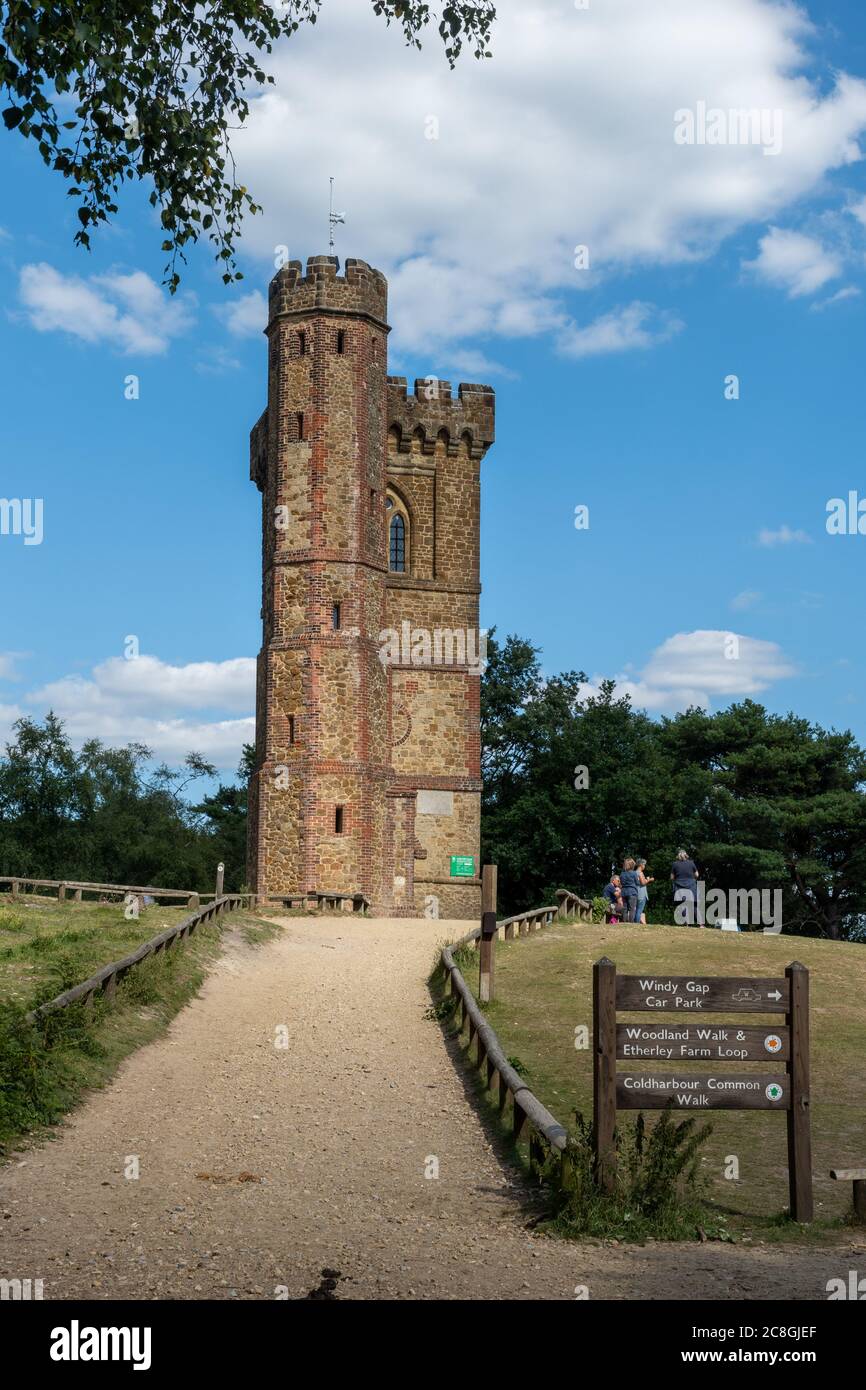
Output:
[247, 255, 494, 917]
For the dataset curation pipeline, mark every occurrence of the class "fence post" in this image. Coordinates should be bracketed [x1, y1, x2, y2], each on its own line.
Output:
[215, 862, 225, 899]
[786, 961, 813, 1223]
[479, 864, 498, 1004]
[593, 957, 617, 1194]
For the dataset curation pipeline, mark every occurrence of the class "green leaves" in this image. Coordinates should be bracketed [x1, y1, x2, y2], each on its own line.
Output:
[1, 2, 496, 290]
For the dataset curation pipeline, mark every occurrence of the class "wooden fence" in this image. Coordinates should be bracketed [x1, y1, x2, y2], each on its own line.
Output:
[25, 893, 254, 1024]
[439, 888, 592, 1169]
[263, 890, 369, 914]
[1, 875, 207, 908]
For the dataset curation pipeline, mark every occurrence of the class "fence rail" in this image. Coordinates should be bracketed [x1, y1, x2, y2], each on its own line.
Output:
[438, 885, 591, 1164]
[496, 891, 592, 940]
[25, 894, 254, 1024]
[1, 875, 206, 908]
[264, 891, 369, 914]
[442, 923, 568, 1154]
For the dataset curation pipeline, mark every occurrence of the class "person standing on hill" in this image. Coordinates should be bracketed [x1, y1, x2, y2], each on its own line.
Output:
[619, 858, 641, 923]
[671, 849, 702, 926]
[636, 859, 654, 925]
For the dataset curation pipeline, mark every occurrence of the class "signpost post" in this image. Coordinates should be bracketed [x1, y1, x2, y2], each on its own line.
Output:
[479, 864, 498, 1003]
[592, 959, 813, 1220]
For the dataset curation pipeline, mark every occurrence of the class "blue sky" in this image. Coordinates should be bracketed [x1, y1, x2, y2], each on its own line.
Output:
[1, 0, 866, 777]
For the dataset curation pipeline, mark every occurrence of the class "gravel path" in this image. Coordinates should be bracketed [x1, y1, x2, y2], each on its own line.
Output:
[1, 916, 861, 1300]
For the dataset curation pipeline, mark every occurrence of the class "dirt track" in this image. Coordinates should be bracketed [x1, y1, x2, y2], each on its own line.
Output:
[1, 916, 861, 1300]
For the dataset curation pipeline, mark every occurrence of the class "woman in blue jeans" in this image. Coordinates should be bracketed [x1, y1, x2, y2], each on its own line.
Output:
[635, 858, 654, 924]
[619, 858, 641, 922]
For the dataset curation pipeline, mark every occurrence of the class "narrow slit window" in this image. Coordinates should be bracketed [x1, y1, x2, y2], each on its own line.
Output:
[288, 715, 295, 745]
[334, 805, 344, 835]
[389, 513, 406, 572]
[332, 602, 341, 630]
[296, 412, 304, 440]
[336, 330, 346, 354]
[297, 330, 306, 356]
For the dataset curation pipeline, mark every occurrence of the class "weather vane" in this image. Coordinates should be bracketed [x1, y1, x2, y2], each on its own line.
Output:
[329, 176, 345, 252]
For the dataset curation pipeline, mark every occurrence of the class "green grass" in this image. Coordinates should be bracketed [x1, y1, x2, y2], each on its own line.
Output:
[0, 895, 192, 1007]
[461, 919, 866, 1239]
[0, 895, 280, 1156]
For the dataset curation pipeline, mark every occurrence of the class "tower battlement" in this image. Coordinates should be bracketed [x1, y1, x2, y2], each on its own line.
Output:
[387, 376, 494, 459]
[268, 254, 388, 327]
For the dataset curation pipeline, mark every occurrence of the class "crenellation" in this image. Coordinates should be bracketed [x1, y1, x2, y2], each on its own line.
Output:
[386, 376, 494, 459]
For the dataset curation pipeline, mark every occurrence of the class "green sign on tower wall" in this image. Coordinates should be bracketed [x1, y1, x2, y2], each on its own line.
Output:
[450, 856, 475, 878]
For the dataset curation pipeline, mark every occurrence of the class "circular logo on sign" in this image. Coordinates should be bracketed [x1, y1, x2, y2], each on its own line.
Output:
[765, 1083, 783, 1102]
[764, 1034, 783, 1054]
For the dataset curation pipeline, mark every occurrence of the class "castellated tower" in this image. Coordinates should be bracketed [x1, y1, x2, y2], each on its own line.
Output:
[247, 255, 494, 918]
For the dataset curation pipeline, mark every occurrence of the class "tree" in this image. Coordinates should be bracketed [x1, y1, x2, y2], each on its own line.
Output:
[659, 701, 866, 939]
[480, 635, 866, 936]
[0, 713, 84, 875]
[1, 2, 495, 291]
[193, 744, 256, 890]
[0, 714, 225, 888]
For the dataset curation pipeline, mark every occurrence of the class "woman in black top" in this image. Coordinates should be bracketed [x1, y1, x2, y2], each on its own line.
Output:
[671, 849, 702, 926]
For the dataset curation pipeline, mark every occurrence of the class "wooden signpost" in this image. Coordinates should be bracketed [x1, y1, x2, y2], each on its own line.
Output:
[593, 958, 813, 1221]
[479, 864, 498, 1003]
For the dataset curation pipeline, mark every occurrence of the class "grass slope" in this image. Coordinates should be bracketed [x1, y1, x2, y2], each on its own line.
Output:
[0, 896, 191, 1006]
[476, 921, 866, 1235]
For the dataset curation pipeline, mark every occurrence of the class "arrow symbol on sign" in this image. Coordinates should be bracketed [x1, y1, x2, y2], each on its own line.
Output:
[768, 990, 782, 1001]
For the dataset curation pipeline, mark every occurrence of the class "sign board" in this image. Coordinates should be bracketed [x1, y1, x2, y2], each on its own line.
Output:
[616, 1073, 789, 1110]
[450, 855, 475, 878]
[616, 1023, 789, 1063]
[593, 959, 812, 1221]
[616, 975, 789, 1013]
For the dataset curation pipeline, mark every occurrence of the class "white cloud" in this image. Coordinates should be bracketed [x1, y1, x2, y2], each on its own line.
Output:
[214, 289, 268, 338]
[230, 0, 866, 362]
[18, 264, 195, 354]
[12, 654, 256, 767]
[0, 652, 27, 681]
[757, 524, 812, 546]
[730, 590, 762, 611]
[33, 655, 255, 717]
[848, 194, 866, 227]
[810, 285, 861, 310]
[557, 302, 683, 358]
[582, 628, 798, 712]
[196, 344, 243, 375]
[742, 226, 843, 297]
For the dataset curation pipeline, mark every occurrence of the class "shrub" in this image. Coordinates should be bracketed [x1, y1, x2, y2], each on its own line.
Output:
[552, 1108, 729, 1242]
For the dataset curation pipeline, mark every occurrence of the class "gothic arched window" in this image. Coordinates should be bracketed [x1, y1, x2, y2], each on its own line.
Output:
[389, 512, 406, 572]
